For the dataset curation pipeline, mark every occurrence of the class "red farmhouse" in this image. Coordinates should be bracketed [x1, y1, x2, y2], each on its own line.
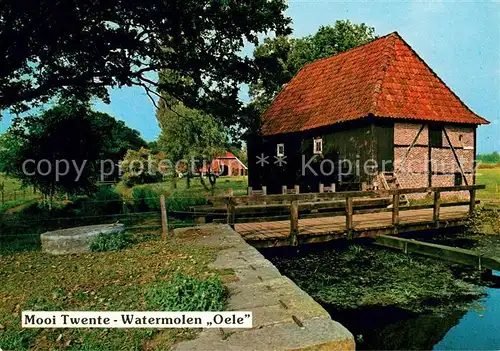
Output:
[247, 32, 489, 197]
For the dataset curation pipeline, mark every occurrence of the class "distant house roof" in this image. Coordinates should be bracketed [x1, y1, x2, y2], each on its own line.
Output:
[198, 151, 248, 173]
[215, 151, 247, 170]
[261, 32, 489, 136]
[219, 151, 239, 159]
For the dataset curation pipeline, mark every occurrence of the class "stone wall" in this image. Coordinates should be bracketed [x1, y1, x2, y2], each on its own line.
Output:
[172, 224, 355, 351]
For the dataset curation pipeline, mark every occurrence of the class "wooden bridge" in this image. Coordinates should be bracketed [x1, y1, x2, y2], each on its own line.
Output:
[203, 185, 485, 248]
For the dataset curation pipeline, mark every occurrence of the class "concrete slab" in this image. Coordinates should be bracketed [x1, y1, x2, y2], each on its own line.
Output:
[209, 247, 270, 270]
[172, 224, 355, 351]
[174, 316, 354, 351]
[231, 265, 283, 285]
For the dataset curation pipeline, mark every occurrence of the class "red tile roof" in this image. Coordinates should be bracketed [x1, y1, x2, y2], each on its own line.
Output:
[261, 32, 489, 136]
[221, 151, 236, 159]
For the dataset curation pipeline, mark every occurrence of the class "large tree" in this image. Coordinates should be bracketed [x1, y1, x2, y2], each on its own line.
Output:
[156, 91, 226, 192]
[0, 0, 291, 122]
[93, 114, 147, 163]
[249, 20, 377, 118]
[0, 99, 146, 204]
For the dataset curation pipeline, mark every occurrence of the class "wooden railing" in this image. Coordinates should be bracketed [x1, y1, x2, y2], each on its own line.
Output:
[208, 185, 485, 245]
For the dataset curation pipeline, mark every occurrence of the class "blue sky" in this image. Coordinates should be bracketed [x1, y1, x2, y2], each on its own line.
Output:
[1, 1, 499, 153]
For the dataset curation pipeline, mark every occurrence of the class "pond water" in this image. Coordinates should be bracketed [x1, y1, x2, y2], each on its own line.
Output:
[325, 278, 500, 350]
[433, 281, 500, 350]
[261, 234, 500, 350]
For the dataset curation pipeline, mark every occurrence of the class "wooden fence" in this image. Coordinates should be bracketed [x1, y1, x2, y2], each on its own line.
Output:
[208, 184, 486, 245]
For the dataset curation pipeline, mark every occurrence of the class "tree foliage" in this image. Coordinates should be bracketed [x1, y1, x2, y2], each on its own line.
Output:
[94, 115, 147, 163]
[0, 0, 291, 124]
[120, 147, 165, 187]
[249, 20, 377, 119]
[156, 85, 226, 191]
[0, 99, 146, 201]
[477, 152, 500, 164]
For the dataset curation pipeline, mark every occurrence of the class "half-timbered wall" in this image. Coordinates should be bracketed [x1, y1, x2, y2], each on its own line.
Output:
[248, 119, 477, 198]
[248, 119, 378, 194]
[394, 122, 475, 199]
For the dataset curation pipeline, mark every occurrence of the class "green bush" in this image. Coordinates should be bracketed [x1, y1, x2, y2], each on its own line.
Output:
[145, 274, 226, 311]
[165, 195, 207, 213]
[466, 207, 500, 235]
[121, 148, 164, 187]
[89, 231, 131, 252]
[86, 186, 123, 215]
[131, 187, 160, 212]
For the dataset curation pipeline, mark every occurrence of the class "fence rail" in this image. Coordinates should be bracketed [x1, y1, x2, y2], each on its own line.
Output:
[208, 185, 486, 246]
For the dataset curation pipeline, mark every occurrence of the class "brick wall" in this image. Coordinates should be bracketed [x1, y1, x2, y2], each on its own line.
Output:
[394, 123, 428, 197]
[394, 123, 428, 146]
[393, 122, 475, 200]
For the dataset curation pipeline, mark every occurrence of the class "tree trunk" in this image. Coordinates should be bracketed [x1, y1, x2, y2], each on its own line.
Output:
[197, 171, 210, 192]
[49, 183, 54, 211]
[208, 172, 217, 196]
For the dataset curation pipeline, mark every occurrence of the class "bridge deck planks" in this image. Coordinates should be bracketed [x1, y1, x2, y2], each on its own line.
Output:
[235, 205, 469, 243]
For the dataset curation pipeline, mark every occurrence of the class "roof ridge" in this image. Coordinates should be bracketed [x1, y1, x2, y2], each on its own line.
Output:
[370, 34, 397, 114]
[260, 32, 399, 130]
[300, 31, 398, 71]
[260, 31, 488, 136]
[389, 32, 489, 124]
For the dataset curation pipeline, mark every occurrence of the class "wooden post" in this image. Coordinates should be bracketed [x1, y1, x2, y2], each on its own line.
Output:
[160, 195, 168, 241]
[262, 186, 267, 205]
[228, 187, 234, 197]
[290, 199, 299, 246]
[282, 185, 287, 204]
[469, 189, 476, 216]
[392, 193, 400, 226]
[345, 197, 353, 239]
[294, 185, 300, 194]
[248, 187, 253, 196]
[226, 198, 236, 229]
[330, 183, 336, 192]
[433, 191, 441, 227]
[319, 183, 324, 193]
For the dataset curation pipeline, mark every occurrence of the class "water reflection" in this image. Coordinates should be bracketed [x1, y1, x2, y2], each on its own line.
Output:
[434, 283, 500, 350]
[326, 304, 465, 350]
[261, 238, 500, 350]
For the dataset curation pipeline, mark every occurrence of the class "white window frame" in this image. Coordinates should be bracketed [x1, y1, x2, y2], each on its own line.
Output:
[313, 138, 323, 154]
[277, 143, 285, 157]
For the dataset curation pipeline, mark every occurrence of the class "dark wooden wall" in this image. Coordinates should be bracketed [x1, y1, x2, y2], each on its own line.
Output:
[248, 118, 395, 194]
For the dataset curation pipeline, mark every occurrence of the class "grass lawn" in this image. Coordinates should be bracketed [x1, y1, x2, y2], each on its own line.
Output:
[0, 173, 40, 213]
[0, 173, 23, 192]
[0, 225, 233, 350]
[117, 176, 248, 200]
[476, 168, 500, 203]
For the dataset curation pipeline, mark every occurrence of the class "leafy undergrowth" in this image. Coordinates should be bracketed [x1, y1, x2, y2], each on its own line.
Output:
[0, 226, 229, 350]
[145, 274, 226, 312]
[476, 168, 500, 202]
[268, 243, 484, 314]
[466, 206, 500, 236]
[89, 231, 132, 252]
